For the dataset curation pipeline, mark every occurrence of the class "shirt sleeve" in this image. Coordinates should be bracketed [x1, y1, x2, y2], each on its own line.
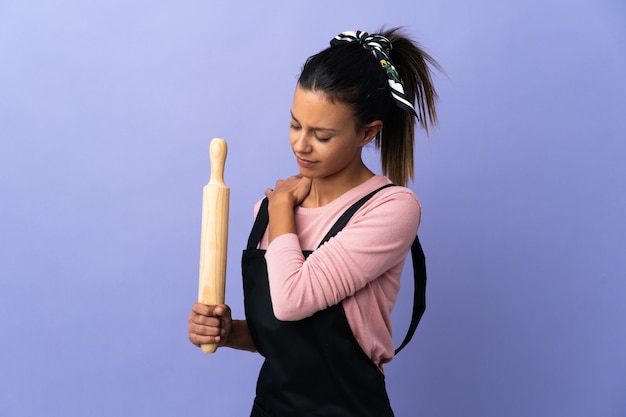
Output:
[264, 189, 421, 321]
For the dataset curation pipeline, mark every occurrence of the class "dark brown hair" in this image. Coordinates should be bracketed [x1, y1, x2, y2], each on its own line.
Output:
[298, 27, 441, 186]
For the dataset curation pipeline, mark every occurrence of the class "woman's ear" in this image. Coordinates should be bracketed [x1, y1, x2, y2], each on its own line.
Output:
[360, 120, 383, 146]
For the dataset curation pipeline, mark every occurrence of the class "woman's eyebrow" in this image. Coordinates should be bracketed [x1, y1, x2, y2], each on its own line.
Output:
[290, 110, 340, 133]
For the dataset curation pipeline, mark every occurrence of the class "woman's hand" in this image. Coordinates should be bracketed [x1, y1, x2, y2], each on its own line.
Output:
[188, 302, 232, 348]
[188, 303, 257, 352]
[265, 175, 312, 207]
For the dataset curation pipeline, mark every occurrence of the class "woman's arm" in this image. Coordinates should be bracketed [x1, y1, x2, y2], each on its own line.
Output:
[265, 189, 420, 321]
[265, 175, 312, 243]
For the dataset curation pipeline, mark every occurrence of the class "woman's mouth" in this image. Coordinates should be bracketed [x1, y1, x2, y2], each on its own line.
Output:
[296, 156, 316, 168]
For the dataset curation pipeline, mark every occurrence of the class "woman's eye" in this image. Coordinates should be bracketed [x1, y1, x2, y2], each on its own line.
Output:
[290, 124, 301, 130]
[314, 132, 331, 142]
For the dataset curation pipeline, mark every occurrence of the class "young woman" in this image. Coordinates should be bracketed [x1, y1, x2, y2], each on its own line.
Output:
[188, 28, 440, 416]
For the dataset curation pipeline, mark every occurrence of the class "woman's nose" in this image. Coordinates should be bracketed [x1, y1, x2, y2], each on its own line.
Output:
[292, 132, 311, 153]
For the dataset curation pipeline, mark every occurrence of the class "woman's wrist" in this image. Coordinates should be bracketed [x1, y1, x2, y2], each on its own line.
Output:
[268, 191, 298, 209]
[227, 320, 257, 352]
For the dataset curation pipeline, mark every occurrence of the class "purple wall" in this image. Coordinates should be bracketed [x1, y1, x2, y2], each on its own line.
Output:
[1, 0, 624, 416]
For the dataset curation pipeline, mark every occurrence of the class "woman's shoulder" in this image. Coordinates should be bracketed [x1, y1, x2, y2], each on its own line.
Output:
[344, 176, 421, 232]
[336, 176, 421, 252]
[357, 176, 421, 208]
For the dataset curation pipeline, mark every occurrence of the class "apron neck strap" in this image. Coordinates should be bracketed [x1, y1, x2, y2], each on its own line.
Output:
[246, 197, 270, 250]
[316, 183, 396, 248]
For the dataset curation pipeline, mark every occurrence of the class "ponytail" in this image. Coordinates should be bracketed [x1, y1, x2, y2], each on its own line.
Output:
[379, 27, 441, 186]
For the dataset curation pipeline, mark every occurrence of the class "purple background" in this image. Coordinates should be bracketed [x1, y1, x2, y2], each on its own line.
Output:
[1, 0, 624, 416]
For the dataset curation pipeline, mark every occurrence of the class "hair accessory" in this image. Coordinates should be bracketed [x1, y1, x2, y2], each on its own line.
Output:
[330, 30, 418, 117]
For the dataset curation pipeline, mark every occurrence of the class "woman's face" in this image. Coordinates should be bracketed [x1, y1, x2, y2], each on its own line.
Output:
[289, 85, 380, 181]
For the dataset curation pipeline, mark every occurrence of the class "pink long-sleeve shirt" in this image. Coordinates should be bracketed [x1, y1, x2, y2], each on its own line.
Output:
[257, 175, 421, 370]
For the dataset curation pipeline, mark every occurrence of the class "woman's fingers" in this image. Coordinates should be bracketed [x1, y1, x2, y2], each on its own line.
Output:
[188, 303, 232, 347]
[267, 175, 311, 206]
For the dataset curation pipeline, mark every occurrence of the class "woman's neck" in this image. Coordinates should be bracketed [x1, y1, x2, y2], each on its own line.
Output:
[301, 165, 375, 208]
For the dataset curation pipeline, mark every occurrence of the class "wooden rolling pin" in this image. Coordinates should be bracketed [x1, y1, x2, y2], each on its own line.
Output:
[198, 138, 229, 353]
